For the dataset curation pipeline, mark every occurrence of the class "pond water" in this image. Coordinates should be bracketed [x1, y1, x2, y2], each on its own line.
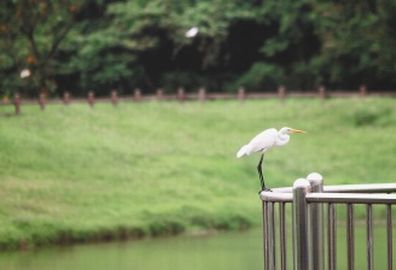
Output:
[0, 226, 394, 270]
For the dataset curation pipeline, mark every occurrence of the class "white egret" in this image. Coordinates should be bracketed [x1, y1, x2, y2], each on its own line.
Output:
[185, 26, 199, 38]
[236, 127, 306, 191]
[20, 69, 31, 79]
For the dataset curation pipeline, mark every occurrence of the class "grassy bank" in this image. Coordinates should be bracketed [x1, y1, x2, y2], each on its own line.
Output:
[0, 98, 395, 250]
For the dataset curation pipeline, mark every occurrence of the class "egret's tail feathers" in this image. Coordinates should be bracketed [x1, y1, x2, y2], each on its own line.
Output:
[236, 144, 251, 158]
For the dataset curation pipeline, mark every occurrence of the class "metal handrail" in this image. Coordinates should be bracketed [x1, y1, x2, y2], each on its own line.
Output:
[261, 192, 396, 204]
[260, 173, 395, 270]
[307, 192, 396, 204]
[268, 182, 396, 194]
[260, 192, 292, 202]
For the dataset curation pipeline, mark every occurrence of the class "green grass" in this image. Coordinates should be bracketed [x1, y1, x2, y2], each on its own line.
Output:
[0, 98, 395, 249]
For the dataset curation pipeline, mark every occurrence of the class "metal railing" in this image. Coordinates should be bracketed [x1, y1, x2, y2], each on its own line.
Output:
[260, 173, 396, 270]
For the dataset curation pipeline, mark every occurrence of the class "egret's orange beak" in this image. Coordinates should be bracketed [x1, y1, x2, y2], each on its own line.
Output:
[290, 128, 306, 134]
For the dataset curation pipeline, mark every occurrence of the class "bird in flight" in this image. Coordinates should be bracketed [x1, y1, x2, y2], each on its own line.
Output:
[236, 127, 306, 192]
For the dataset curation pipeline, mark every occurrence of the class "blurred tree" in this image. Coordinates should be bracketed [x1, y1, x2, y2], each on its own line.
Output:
[0, 0, 83, 96]
[234, 0, 321, 90]
[94, 0, 258, 91]
[310, 1, 396, 89]
[1, 0, 396, 96]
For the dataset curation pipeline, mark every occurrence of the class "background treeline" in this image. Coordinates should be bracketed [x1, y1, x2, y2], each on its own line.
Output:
[1, 0, 396, 97]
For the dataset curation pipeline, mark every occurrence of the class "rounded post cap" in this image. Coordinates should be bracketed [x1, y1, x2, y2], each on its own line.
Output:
[293, 178, 311, 190]
[306, 172, 323, 184]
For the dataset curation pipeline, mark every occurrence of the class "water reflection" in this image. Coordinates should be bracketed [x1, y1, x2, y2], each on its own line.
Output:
[0, 229, 262, 270]
[0, 225, 395, 270]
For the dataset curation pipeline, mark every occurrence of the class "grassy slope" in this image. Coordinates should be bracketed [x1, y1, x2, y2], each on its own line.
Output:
[0, 98, 395, 249]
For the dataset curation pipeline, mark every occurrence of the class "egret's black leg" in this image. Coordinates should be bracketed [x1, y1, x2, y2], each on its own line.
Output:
[257, 153, 271, 194]
[257, 153, 264, 190]
[257, 153, 270, 193]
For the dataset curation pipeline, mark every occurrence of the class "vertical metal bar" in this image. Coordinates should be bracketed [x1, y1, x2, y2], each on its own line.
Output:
[292, 178, 310, 270]
[328, 203, 337, 270]
[279, 202, 287, 270]
[267, 202, 276, 270]
[307, 173, 324, 270]
[366, 204, 373, 270]
[263, 201, 269, 270]
[387, 204, 393, 270]
[292, 209, 296, 270]
[347, 204, 355, 270]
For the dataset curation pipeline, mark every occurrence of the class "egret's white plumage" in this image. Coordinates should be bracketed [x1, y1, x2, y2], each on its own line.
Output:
[20, 69, 31, 79]
[237, 127, 304, 158]
[185, 27, 199, 38]
[237, 128, 278, 157]
[236, 127, 305, 191]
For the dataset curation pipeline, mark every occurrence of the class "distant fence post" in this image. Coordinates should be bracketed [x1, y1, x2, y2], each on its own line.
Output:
[88, 91, 95, 107]
[237, 87, 246, 102]
[198, 87, 206, 102]
[63, 91, 71, 105]
[293, 178, 310, 270]
[359, 84, 367, 97]
[133, 88, 142, 102]
[318, 86, 327, 99]
[156, 88, 164, 101]
[111, 89, 118, 106]
[2, 96, 9, 105]
[278, 85, 286, 100]
[177, 87, 185, 102]
[14, 93, 21, 115]
[38, 93, 46, 110]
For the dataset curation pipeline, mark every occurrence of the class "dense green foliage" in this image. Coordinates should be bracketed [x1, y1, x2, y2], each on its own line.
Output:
[0, 98, 395, 249]
[1, 0, 396, 97]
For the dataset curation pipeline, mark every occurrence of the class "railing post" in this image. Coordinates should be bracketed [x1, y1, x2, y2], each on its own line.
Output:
[14, 93, 21, 115]
[2, 96, 9, 105]
[387, 204, 393, 270]
[307, 172, 324, 270]
[279, 202, 287, 270]
[359, 84, 367, 97]
[318, 86, 327, 99]
[263, 201, 269, 270]
[177, 87, 185, 103]
[88, 91, 95, 108]
[237, 87, 246, 102]
[111, 89, 118, 106]
[39, 92, 46, 110]
[262, 200, 276, 270]
[156, 88, 164, 101]
[327, 203, 337, 270]
[293, 178, 310, 270]
[268, 202, 276, 270]
[133, 88, 142, 102]
[63, 91, 70, 105]
[366, 204, 374, 270]
[198, 87, 206, 102]
[278, 85, 286, 100]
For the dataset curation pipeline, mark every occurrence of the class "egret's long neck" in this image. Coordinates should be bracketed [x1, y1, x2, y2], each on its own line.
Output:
[275, 131, 290, 146]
